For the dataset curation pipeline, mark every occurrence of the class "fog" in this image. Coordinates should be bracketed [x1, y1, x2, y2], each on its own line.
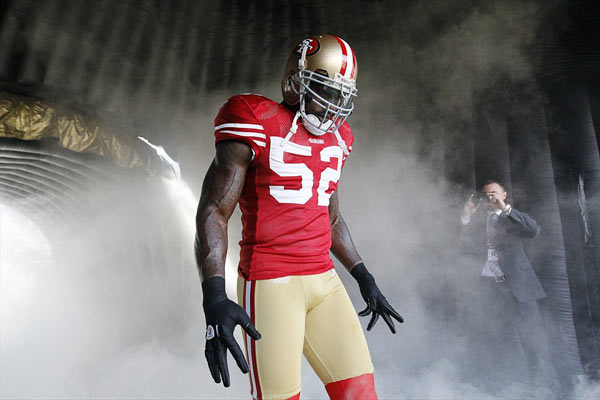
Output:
[1, 0, 599, 399]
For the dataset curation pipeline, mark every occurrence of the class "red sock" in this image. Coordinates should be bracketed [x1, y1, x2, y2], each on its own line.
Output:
[325, 373, 377, 400]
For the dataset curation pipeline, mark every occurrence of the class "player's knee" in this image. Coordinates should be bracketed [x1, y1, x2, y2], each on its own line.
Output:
[324, 373, 377, 400]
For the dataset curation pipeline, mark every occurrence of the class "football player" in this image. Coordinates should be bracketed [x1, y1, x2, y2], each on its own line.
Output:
[195, 34, 403, 400]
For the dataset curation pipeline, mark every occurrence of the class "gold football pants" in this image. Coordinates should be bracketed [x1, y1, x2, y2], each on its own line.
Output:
[237, 269, 375, 400]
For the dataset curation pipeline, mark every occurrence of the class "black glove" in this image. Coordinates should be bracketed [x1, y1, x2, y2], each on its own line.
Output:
[202, 276, 261, 387]
[350, 262, 404, 333]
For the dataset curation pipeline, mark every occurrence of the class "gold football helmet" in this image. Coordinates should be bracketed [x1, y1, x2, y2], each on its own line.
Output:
[281, 34, 358, 137]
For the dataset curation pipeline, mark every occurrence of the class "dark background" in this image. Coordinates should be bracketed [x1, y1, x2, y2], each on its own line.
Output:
[0, 0, 598, 398]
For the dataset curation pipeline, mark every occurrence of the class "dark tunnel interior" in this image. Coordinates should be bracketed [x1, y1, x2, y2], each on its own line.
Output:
[0, 0, 599, 398]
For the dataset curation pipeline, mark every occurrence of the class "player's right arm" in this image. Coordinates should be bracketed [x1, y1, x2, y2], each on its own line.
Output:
[196, 140, 252, 280]
[195, 140, 261, 388]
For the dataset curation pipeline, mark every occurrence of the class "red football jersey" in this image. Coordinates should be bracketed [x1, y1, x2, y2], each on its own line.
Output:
[214, 94, 354, 280]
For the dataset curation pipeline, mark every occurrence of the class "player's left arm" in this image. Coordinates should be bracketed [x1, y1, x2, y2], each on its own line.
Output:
[329, 191, 404, 333]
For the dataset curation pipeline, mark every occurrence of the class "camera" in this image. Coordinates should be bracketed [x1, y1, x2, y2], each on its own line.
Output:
[472, 192, 489, 204]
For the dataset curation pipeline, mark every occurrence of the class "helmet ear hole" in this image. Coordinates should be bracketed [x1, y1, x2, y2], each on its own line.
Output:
[282, 76, 300, 105]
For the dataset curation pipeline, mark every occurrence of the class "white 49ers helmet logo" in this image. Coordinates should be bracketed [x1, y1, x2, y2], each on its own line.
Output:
[294, 38, 319, 56]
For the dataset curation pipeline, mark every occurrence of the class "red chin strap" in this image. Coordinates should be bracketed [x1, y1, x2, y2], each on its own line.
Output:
[325, 373, 378, 400]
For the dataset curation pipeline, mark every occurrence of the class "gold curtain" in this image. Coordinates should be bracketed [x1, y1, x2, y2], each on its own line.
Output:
[0, 93, 147, 169]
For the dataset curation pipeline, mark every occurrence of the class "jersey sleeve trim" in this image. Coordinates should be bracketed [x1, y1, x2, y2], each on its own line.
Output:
[215, 123, 264, 131]
[214, 96, 267, 158]
[216, 129, 266, 139]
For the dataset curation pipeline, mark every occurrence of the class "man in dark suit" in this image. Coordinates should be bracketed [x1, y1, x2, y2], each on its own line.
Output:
[461, 179, 560, 397]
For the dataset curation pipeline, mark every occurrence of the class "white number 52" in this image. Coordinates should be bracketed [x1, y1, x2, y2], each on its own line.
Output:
[269, 137, 343, 206]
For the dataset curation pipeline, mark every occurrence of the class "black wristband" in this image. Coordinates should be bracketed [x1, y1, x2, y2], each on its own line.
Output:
[350, 262, 373, 283]
[201, 276, 227, 308]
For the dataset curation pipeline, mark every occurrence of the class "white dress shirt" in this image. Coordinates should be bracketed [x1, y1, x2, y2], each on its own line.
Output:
[462, 206, 512, 277]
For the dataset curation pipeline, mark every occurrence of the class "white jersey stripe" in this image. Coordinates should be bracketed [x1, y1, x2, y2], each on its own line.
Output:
[216, 130, 267, 139]
[252, 140, 266, 147]
[215, 123, 264, 131]
[339, 37, 354, 79]
[245, 281, 258, 400]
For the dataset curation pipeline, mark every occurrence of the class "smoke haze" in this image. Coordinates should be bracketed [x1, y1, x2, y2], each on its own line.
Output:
[1, 0, 598, 399]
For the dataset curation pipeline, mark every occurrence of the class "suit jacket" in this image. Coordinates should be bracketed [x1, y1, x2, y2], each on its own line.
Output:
[462, 207, 546, 303]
